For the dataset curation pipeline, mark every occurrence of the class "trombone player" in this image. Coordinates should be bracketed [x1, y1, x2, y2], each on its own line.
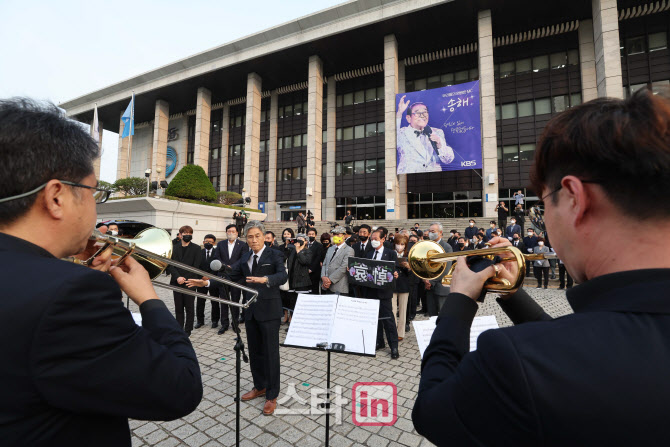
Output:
[413, 90, 670, 445]
[0, 99, 202, 446]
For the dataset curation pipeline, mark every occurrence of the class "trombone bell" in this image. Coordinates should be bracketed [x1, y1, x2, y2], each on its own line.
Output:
[407, 240, 448, 281]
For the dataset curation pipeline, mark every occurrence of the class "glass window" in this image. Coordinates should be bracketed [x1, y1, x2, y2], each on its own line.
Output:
[294, 102, 303, 116]
[495, 104, 501, 120]
[550, 52, 567, 69]
[454, 70, 469, 83]
[292, 167, 300, 180]
[336, 95, 343, 107]
[240, 144, 245, 156]
[519, 143, 535, 161]
[376, 86, 384, 100]
[532, 55, 549, 72]
[498, 146, 502, 160]
[343, 93, 353, 106]
[414, 78, 427, 90]
[228, 145, 234, 157]
[336, 162, 342, 176]
[284, 104, 293, 117]
[494, 64, 500, 78]
[211, 148, 219, 159]
[259, 140, 265, 152]
[500, 62, 515, 78]
[293, 134, 302, 147]
[568, 49, 579, 65]
[365, 159, 377, 174]
[469, 201, 483, 218]
[535, 98, 551, 115]
[322, 130, 327, 142]
[570, 93, 582, 107]
[552, 95, 568, 113]
[234, 144, 241, 156]
[241, 115, 246, 126]
[260, 110, 267, 122]
[377, 158, 385, 172]
[233, 173, 240, 185]
[354, 90, 365, 104]
[503, 145, 519, 162]
[649, 32, 667, 52]
[454, 191, 468, 200]
[278, 106, 284, 119]
[354, 125, 365, 139]
[276, 169, 282, 181]
[427, 76, 441, 89]
[343, 127, 354, 140]
[259, 171, 264, 183]
[629, 83, 647, 96]
[336, 128, 342, 141]
[377, 122, 385, 135]
[366, 123, 377, 137]
[235, 116, 242, 127]
[284, 136, 292, 149]
[302, 133, 307, 144]
[469, 68, 479, 80]
[278, 138, 283, 150]
[342, 161, 353, 176]
[405, 80, 415, 92]
[518, 100, 534, 117]
[441, 72, 454, 86]
[626, 36, 646, 55]
[365, 88, 377, 102]
[354, 160, 365, 174]
[652, 80, 670, 95]
[516, 58, 532, 74]
[501, 103, 517, 119]
[420, 203, 433, 219]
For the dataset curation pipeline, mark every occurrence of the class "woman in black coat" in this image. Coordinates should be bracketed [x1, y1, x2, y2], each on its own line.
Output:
[284, 233, 313, 324]
[280, 228, 295, 324]
[393, 234, 411, 341]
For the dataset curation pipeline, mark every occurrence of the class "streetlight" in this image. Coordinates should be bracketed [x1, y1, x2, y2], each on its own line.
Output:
[145, 169, 151, 197]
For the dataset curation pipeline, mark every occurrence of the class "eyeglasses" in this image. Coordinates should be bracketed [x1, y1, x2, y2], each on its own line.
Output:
[0, 180, 111, 204]
[536, 180, 600, 208]
[411, 110, 429, 117]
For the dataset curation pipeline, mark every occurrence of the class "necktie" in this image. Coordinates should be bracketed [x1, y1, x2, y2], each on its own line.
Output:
[414, 130, 425, 137]
[330, 247, 338, 262]
[252, 254, 258, 275]
[207, 249, 211, 258]
[373, 251, 378, 260]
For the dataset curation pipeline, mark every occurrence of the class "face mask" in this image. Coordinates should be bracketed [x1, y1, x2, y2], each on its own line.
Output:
[469, 223, 474, 227]
[332, 236, 343, 244]
[322, 240, 330, 246]
[204, 243, 213, 250]
[450, 233, 456, 238]
[511, 220, 516, 224]
[359, 235, 368, 242]
[110, 230, 118, 236]
[370, 240, 381, 249]
[227, 233, 237, 241]
[428, 232, 439, 241]
[490, 224, 495, 228]
[264, 241, 272, 247]
[538, 241, 544, 246]
[513, 237, 519, 240]
[528, 232, 533, 237]
[395, 244, 405, 252]
[182, 235, 193, 243]
[458, 242, 465, 248]
[309, 236, 315, 242]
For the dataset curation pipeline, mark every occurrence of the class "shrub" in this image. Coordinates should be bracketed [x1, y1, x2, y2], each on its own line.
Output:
[164, 165, 217, 202]
[217, 191, 242, 205]
[98, 180, 116, 192]
[113, 177, 147, 195]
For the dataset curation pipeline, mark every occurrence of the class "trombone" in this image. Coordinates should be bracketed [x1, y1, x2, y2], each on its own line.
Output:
[67, 227, 258, 308]
[408, 240, 557, 295]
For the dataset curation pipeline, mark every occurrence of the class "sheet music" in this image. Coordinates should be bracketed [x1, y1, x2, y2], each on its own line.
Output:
[284, 294, 338, 348]
[413, 315, 500, 358]
[329, 296, 380, 355]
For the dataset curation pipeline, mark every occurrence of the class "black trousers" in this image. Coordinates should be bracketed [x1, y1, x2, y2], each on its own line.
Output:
[220, 285, 241, 328]
[498, 217, 507, 231]
[245, 315, 281, 400]
[196, 287, 220, 324]
[559, 264, 573, 288]
[526, 260, 533, 277]
[534, 266, 550, 287]
[407, 281, 418, 321]
[173, 288, 195, 333]
[377, 298, 399, 350]
[310, 272, 321, 295]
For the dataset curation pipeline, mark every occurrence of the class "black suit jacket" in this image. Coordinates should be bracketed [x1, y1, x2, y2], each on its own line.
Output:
[413, 269, 670, 446]
[353, 240, 374, 258]
[363, 248, 398, 300]
[307, 241, 323, 274]
[227, 247, 288, 322]
[167, 242, 202, 283]
[214, 239, 249, 268]
[0, 232, 202, 447]
[199, 247, 219, 292]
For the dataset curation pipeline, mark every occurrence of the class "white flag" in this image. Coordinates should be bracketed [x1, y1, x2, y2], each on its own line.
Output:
[92, 105, 100, 143]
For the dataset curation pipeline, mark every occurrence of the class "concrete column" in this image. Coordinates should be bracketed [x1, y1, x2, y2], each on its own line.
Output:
[306, 55, 324, 221]
[579, 19, 598, 102]
[383, 35, 407, 220]
[194, 87, 212, 173]
[478, 9, 499, 218]
[151, 100, 169, 184]
[325, 76, 337, 221]
[244, 73, 262, 206]
[220, 104, 230, 191]
[90, 120, 102, 179]
[592, 0, 624, 98]
[116, 111, 130, 180]
[396, 61, 407, 215]
[267, 91, 279, 220]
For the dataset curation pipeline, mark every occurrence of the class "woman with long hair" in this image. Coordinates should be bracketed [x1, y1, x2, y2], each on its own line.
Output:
[280, 228, 295, 323]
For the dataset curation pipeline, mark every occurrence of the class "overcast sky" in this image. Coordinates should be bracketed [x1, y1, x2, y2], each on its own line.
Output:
[0, 0, 345, 182]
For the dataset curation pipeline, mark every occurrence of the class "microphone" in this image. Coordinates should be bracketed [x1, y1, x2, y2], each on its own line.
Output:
[210, 259, 223, 272]
[423, 125, 440, 156]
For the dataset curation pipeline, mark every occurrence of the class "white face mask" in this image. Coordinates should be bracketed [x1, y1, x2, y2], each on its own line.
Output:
[110, 230, 118, 236]
[528, 232, 533, 237]
[227, 233, 237, 241]
[395, 244, 405, 252]
[538, 241, 544, 246]
[469, 223, 474, 227]
[370, 240, 381, 249]
[428, 232, 439, 241]
[511, 220, 516, 224]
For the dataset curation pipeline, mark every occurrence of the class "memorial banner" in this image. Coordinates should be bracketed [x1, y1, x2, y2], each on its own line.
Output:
[347, 257, 395, 289]
[395, 80, 482, 174]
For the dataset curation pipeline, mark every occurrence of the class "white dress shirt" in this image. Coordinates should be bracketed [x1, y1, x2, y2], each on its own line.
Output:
[227, 239, 236, 259]
[247, 245, 266, 272]
[372, 246, 384, 260]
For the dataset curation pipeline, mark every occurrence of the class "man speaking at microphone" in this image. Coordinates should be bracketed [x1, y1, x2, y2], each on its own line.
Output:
[412, 90, 670, 445]
[0, 98, 202, 446]
[396, 96, 454, 174]
[188, 220, 287, 416]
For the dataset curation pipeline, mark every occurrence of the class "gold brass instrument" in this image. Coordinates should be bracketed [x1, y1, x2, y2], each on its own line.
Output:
[69, 228, 258, 308]
[408, 240, 557, 295]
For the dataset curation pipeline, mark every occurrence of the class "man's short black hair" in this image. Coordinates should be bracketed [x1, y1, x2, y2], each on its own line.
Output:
[490, 220, 496, 225]
[0, 98, 99, 226]
[225, 224, 237, 232]
[377, 226, 388, 237]
[307, 227, 317, 235]
[407, 102, 427, 116]
[204, 234, 216, 241]
[359, 224, 372, 233]
[265, 230, 276, 238]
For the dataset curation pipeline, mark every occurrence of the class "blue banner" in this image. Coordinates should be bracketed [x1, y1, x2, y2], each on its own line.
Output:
[395, 81, 482, 174]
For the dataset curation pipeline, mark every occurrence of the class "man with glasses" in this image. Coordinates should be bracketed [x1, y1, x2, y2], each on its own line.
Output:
[0, 99, 202, 446]
[396, 96, 454, 174]
[413, 90, 670, 444]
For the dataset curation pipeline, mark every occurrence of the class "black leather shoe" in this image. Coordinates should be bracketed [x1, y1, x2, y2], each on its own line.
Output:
[391, 348, 400, 359]
[405, 323, 410, 333]
[376, 342, 385, 351]
[186, 331, 191, 337]
[194, 322, 204, 329]
[211, 322, 219, 329]
[218, 326, 228, 335]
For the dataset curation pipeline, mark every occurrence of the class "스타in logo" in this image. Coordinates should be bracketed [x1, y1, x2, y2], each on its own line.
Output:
[352, 382, 398, 426]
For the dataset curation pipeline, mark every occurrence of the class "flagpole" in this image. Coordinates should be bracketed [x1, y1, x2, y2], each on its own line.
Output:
[127, 93, 134, 177]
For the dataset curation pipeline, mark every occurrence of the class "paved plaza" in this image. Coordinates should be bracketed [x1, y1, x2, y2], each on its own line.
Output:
[127, 281, 574, 447]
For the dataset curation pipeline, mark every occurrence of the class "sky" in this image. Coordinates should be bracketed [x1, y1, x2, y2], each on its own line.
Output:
[0, 0, 346, 183]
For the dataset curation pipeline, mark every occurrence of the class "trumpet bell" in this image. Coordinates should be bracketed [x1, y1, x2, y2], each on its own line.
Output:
[408, 240, 447, 280]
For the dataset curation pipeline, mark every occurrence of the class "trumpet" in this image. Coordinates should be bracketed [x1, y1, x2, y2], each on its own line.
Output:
[408, 241, 557, 295]
[67, 227, 258, 308]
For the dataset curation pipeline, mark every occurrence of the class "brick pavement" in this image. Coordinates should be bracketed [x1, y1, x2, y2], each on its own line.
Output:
[128, 281, 574, 447]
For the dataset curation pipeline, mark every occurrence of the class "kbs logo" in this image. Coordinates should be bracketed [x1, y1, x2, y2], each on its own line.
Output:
[461, 160, 477, 167]
[352, 382, 397, 426]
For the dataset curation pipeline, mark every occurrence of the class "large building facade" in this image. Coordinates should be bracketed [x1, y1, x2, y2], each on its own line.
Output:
[63, 0, 669, 221]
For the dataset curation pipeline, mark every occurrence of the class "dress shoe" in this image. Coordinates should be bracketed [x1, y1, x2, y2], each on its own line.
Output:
[241, 388, 266, 401]
[405, 323, 411, 333]
[263, 398, 277, 416]
[211, 321, 219, 329]
[376, 342, 385, 351]
[194, 322, 204, 329]
[398, 337, 403, 341]
[185, 331, 191, 337]
[391, 348, 400, 359]
[218, 326, 228, 335]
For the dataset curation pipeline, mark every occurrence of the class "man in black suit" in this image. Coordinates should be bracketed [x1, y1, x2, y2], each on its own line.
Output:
[166, 225, 202, 336]
[353, 224, 374, 258]
[362, 230, 400, 359]
[189, 220, 287, 416]
[306, 227, 323, 294]
[523, 228, 539, 277]
[195, 234, 220, 329]
[0, 98, 201, 446]
[425, 222, 454, 316]
[214, 224, 249, 333]
[413, 90, 670, 444]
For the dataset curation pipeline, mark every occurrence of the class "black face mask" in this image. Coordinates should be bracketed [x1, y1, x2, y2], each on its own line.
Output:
[322, 241, 330, 246]
[182, 235, 193, 243]
[309, 236, 316, 242]
[458, 242, 465, 248]
[359, 235, 369, 242]
[265, 241, 272, 247]
[204, 243, 213, 250]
